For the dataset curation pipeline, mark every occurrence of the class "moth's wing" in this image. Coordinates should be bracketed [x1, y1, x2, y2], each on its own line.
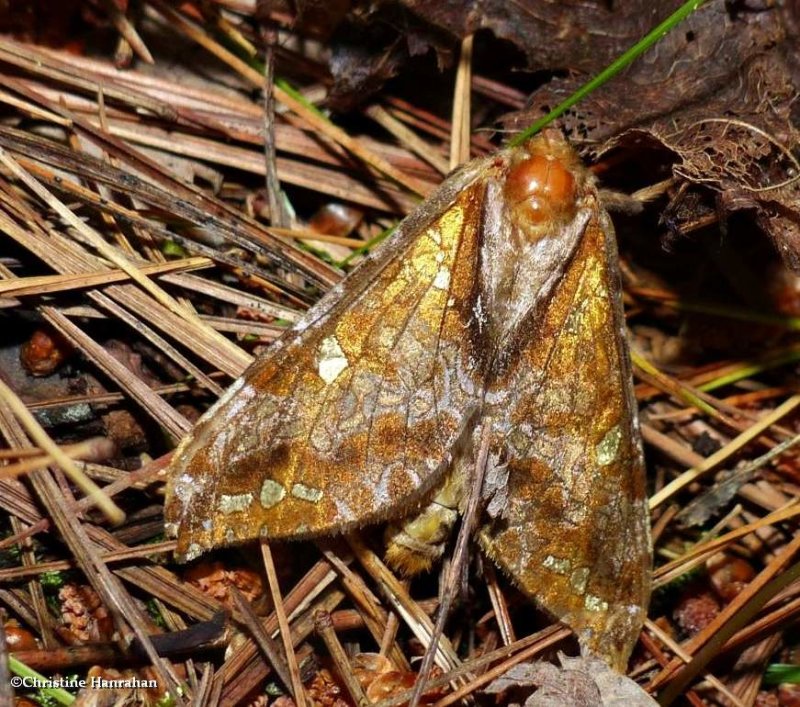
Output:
[165, 160, 491, 561]
[481, 203, 651, 671]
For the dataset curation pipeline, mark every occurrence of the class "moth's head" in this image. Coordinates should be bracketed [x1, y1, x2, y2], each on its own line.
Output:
[503, 130, 589, 232]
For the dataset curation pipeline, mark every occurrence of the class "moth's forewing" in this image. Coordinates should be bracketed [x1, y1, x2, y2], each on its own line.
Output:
[480, 184, 651, 671]
[164, 158, 494, 561]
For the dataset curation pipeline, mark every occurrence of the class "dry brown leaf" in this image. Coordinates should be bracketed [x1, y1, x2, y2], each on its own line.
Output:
[485, 653, 658, 707]
[504, 2, 800, 269]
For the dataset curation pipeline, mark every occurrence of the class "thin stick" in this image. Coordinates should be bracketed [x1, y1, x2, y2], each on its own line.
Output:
[379, 610, 401, 658]
[366, 104, 449, 175]
[653, 501, 800, 588]
[347, 535, 461, 671]
[262, 25, 288, 228]
[408, 423, 493, 707]
[0, 147, 204, 329]
[0, 437, 113, 480]
[449, 34, 473, 170]
[97, 0, 153, 64]
[260, 541, 308, 707]
[638, 632, 705, 707]
[653, 535, 800, 702]
[229, 586, 295, 698]
[0, 256, 211, 297]
[0, 377, 123, 523]
[649, 394, 800, 508]
[315, 609, 369, 706]
[644, 619, 744, 707]
[429, 627, 571, 707]
[483, 562, 516, 645]
[675, 429, 800, 527]
[148, 0, 429, 197]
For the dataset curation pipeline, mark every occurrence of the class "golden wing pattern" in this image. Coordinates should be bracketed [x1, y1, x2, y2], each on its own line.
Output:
[165, 160, 493, 561]
[480, 202, 650, 671]
[165, 130, 651, 669]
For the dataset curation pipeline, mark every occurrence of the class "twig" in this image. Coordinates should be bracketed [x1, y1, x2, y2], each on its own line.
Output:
[654, 536, 800, 703]
[260, 541, 308, 707]
[649, 395, 800, 508]
[315, 610, 369, 706]
[230, 586, 296, 699]
[262, 26, 289, 228]
[0, 437, 114, 480]
[408, 422, 492, 707]
[0, 378, 123, 523]
[449, 34, 473, 169]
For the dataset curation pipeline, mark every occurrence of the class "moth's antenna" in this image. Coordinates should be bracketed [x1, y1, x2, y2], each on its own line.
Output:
[408, 422, 493, 707]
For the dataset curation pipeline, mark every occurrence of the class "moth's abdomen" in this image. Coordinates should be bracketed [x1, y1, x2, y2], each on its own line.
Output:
[384, 503, 458, 575]
[384, 466, 466, 576]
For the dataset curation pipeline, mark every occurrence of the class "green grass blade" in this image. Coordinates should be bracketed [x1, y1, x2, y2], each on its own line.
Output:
[509, 0, 708, 146]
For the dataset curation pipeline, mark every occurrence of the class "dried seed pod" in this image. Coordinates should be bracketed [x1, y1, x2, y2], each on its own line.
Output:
[351, 652, 394, 689]
[57, 584, 114, 645]
[183, 560, 265, 611]
[365, 667, 444, 703]
[4, 620, 38, 651]
[706, 552, 756, 602]
[673, 589, 720, 636]
[305, 668, 349, 707]
[20, 327, 72, 376]
[309, 203, 363, 237]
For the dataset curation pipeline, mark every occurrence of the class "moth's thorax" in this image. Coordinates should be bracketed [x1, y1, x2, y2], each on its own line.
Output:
[479, 137, 593, 347]
[504, 153, 578, 229]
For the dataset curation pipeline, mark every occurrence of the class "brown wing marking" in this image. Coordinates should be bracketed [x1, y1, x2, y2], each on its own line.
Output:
[165, 181, 488, 560]
[480, 205, 651, 670]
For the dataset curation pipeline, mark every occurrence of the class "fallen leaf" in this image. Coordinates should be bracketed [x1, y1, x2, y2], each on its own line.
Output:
[485, 653, 658, 707]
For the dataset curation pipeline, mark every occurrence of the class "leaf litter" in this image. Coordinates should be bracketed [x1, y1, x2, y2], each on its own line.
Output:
[0, 1, 799, 706]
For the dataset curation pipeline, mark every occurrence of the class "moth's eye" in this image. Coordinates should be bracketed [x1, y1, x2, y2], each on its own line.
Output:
[504, 155, 577, 225]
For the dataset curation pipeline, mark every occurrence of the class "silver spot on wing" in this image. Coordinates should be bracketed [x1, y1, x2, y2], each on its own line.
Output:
[543, 555, 571, 575]
[219, 493, 253, 514]
[584, 594, 609, 613]
[260, 479, 286, 508]
[596, 425, 622, 466]
[291, 483, 324, 503]
[317, 335, 349, 384]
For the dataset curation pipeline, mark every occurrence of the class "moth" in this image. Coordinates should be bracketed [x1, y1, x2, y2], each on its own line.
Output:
[164, 129, 652, 671]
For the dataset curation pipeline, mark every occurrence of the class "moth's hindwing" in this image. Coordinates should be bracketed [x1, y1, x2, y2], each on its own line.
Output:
[164, 159, 493, 561]
[480, 201, 651, 671]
